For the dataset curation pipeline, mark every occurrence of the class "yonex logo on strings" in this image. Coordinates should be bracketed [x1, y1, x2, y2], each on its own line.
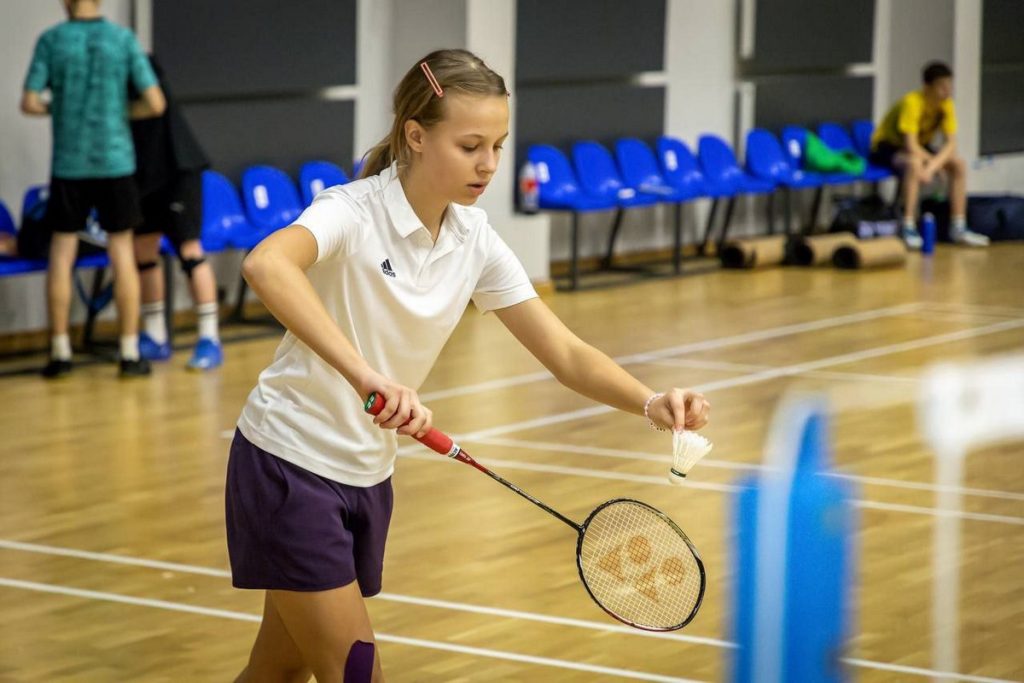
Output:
[380, 259, 396, 277]
[597, 534, 688, 604]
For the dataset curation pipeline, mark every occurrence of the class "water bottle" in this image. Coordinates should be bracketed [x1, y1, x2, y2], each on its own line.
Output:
[518, 161, 539, 214]
[921, 212, 936, 255]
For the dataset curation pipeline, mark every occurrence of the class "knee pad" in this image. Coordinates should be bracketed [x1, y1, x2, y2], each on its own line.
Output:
[137, 260, 159, 272]
[344, 640, 374, 683]
[179, 256, 206, 279]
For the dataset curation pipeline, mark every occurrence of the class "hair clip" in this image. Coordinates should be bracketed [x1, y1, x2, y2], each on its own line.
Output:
[420, 62, 444, 98]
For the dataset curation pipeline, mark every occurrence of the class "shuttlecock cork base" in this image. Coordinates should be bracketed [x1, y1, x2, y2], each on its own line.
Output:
[668, 430, 713, 485]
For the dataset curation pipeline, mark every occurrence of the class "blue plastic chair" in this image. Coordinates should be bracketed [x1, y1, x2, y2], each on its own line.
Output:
[698, 134, 776, 252]
[615, 139, 697, 202]
[818, 123, 892, 182]
[616, 138, 700, 273]
[21, 185, 49, 222]
[657, 136, 717, 195]
[0, 186, 112, 347]
[851, 120, 875, 158]
[782, 125, 862, 230]
[746, 129, 825, 233]
[241, 165, 303, 239]
[527, 145, 616, 212]
[202, 171, 257, 250]
[201, 170, 269, 321]
[572, 140, 660, 279]
[299, 160, 350, 206]
[746, 130, 823, 189]
[782, 126, 858, 184]
[526, 144, 617, 290]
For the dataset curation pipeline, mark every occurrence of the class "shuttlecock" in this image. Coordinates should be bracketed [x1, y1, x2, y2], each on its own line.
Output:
[668, 430, 713, 485]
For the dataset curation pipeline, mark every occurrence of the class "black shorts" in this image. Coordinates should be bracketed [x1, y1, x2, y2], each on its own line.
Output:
[136, 172, 203, 249]
[225, 430, 394, 595]
[869, 142, 939, 170]
[46, 175, 143, 234]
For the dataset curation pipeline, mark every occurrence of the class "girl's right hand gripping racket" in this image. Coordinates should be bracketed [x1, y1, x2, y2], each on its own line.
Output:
[365, 393, 706, 631]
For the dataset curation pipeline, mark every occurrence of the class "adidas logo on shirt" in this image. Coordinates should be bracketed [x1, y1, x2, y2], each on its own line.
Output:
[380, 259, 396, 277]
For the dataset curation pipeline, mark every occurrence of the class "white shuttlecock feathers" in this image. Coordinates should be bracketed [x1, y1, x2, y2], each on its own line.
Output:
[668, 430, 713, 485]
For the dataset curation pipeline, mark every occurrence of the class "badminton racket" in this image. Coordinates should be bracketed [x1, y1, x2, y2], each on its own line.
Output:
[364, 393, 706, 631]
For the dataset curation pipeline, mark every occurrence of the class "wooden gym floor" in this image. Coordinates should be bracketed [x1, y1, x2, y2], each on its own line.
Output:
[0, 244, 1022, 682]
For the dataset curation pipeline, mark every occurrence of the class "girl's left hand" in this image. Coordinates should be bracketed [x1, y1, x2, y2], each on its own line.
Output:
[648, 388, 710, 431]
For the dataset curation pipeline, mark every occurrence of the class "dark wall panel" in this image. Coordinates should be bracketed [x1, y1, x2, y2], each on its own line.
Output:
[154, 0, 356, 98]
[980, 67, 1024, 156]
[516, 84, 665, 157]
[753, 75, 873, 131]
[982, 0, 1024, 65]
[516, 0, 665, 83]
[980, 0, 1024, 154]
[749, 0, 874, 70]
[184, 99, 355, 181]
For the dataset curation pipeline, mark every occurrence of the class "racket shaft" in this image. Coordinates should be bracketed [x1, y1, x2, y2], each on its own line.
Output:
[364, 392, 580, 531]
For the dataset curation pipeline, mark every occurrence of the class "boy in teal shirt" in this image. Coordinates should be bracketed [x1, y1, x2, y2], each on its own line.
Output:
[22, 0, 166, 377]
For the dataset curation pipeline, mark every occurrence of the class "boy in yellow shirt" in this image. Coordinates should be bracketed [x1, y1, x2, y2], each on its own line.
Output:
[871, 61, 988, 248]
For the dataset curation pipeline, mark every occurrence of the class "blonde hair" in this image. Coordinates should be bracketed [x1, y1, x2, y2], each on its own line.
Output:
[359, 49, 508, 179]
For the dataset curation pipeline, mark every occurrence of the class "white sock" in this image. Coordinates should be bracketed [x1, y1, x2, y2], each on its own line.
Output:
[951, 216, 967, 233]
[903, 218, 917, 231]
[196, 302, 219, 342]
[120, 334, 140, 361]
[51, 334, 72, 361]
[142, 301, 168, 345]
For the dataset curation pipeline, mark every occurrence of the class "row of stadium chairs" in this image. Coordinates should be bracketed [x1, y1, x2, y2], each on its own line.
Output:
[528, 120, 893, 289]
[0, 159, 354, 339]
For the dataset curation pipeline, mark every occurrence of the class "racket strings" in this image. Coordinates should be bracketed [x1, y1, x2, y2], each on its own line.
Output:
[579, 501, 703, 630]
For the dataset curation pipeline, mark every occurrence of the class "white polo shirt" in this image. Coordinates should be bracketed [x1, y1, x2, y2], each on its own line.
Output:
[237, 163, 537, 486]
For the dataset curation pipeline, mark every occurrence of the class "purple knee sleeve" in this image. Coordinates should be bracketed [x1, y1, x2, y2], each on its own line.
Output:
[344, 640, 375, 682]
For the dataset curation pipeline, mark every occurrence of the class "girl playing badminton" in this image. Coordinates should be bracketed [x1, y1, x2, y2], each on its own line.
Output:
[227, 49, 710, 683]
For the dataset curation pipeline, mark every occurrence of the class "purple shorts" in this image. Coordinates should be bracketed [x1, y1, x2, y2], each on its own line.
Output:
[225, 430, 393, 595]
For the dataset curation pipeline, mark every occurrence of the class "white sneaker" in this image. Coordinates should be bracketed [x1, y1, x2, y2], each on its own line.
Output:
[902, 225, 923, 250]
[951, 227, 990, 247]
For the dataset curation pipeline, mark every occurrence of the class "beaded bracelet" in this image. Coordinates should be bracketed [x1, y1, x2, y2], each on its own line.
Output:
[643, 392, 665, 431]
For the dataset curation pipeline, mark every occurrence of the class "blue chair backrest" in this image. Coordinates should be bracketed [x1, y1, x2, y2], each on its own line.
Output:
[656, 136, 704, 189]
[781, 126, 809, 169]
[0, 200, 15, 235]
[851, 120, 874, 157]
[21, 185, 49, 225]
[241, 165, 303, 234]
[299, 160, 349, 205]
[202, 170, 250, 249]
[698, 134, 745, 184]
[572, 141, 626, 198]
[615, 138, 665, 189]
[527, 144, 583, 202]
[745, 129, 792, 179]
[818, 123, 857, 153]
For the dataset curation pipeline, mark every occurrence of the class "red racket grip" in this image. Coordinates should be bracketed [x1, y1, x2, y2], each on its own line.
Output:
[363, 392, 457, 456]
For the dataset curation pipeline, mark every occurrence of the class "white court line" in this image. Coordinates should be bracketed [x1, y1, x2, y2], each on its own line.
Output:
[418, 303, 924, 401]
[0, 538, 725, 648]
[473, 437, 1024, 503]
[0, 577, 698, 683]
[841, 658, 1018, 683]
[645, 357, 920, 385]
[922, 302, 1024, 317]
[452, 317, 1024, 443]
[399, 452, 1024, 526]
[0, 575, 1013, 682]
